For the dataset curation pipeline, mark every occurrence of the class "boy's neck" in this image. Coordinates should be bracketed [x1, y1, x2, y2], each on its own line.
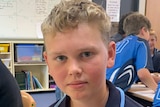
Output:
[70, 85, 109, 107]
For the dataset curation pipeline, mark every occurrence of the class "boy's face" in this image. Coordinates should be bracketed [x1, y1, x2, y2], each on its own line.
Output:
[148, 35, 157, 51]
[44, 23, 115, 100]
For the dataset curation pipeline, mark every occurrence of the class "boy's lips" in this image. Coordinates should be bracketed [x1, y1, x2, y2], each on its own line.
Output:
[67, 81, 88, 89]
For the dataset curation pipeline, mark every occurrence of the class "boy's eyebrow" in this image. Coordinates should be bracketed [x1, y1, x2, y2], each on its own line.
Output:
[47, 46, 98, 55]
[47, 51, 66, 55]
[77, 46, 97, 51]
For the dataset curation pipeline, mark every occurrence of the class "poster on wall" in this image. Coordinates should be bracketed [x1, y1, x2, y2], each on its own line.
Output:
[106, 0, 121, 22]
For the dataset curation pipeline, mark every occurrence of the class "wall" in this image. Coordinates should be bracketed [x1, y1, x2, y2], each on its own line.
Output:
[138, 0, 146, 15]
[0, 0, 60, 39]
[92, 0, 139, 17]
[145, 0, 160, 49]
[0, 0, 140, 39]
[92, 0, 139, 36]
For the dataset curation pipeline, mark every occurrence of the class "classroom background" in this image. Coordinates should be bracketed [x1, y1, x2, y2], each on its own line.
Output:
[0, 0, 159, 106]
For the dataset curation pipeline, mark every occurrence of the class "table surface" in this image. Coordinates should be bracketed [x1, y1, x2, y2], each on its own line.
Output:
[128, 83, 155, 102]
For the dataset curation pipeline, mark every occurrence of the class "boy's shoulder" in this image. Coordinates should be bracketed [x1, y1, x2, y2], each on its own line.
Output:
[118, 35, 147, 45]
[116, 35, 138, 48]
[106, 81, 143, 107]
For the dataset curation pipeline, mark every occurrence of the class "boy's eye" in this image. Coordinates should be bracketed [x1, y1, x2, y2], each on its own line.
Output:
[81, 52, 93, 58]
[56, 55, 67, 62]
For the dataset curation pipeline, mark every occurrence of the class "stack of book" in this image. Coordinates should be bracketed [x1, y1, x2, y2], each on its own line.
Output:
[49, 75, 56, 89]
[15, 71, 43, 90]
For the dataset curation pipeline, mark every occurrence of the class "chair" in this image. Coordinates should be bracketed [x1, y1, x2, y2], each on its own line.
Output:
[21, 91, 36, 107]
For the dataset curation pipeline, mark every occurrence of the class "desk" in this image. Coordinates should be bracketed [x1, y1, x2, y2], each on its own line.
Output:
[128, 84, 155, 102]
[127, 84, 155, 106]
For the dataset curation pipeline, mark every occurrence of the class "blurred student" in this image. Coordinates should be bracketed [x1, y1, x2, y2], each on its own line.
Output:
[41, 0, 143, 106]
[106, 12, 158, 92]
[110, 12, 134, 43]
[0, 59, 23, 107]
[149, 29, 160, 55]
[148, 29, 160, 72]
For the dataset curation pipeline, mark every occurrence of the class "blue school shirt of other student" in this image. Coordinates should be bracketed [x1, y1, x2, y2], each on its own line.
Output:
[153, 82, 160, 107]
[106, 35, 153, 92]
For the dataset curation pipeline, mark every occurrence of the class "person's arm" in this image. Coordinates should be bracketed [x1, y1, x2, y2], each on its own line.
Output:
[137, 68, 157, 92]
[151, 73, 160, 83]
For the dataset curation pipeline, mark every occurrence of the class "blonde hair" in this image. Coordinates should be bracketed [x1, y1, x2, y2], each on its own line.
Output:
[41, 0, 111, 44]
[150, 29, 157, 41]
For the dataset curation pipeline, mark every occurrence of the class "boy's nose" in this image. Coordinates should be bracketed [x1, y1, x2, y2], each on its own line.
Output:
[67, 60, 82, 76]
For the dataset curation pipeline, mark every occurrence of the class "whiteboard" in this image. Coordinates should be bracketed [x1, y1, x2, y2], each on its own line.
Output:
[0, 0, 60, 39]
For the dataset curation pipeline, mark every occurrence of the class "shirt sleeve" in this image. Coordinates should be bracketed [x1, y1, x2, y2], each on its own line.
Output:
[135, 38, 153, 71]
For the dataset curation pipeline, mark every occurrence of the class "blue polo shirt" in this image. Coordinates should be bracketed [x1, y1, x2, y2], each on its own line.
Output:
[106, 35, 153, 91]
[49, 81, 143, 107]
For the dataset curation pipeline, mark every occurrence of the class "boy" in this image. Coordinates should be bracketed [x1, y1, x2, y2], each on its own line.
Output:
[148, 29, 160, 72]
[106, 12, 158, 92]
[41, 0, 142, 107]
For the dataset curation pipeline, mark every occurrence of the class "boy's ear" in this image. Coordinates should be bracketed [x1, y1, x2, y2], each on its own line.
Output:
[140, 27, 150, 40]
[107, 41, 116, 68]
[43, 51, 52, 74]
[43, 51, 48, 64]
[140, 27, 147, 35]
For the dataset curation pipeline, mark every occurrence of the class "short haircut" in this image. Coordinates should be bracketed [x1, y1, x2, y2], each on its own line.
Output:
[41, 0, 111, 44]
[123, 12, 151, 35]
[118, 12, 134, 35]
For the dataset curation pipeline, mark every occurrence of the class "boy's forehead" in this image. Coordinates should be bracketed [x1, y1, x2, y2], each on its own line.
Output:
[45, 23, 100, 37]
[44, 25, 107, 49]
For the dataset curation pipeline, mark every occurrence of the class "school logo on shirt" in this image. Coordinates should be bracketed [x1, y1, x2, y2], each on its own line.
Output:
[109, 60, 137, 91]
